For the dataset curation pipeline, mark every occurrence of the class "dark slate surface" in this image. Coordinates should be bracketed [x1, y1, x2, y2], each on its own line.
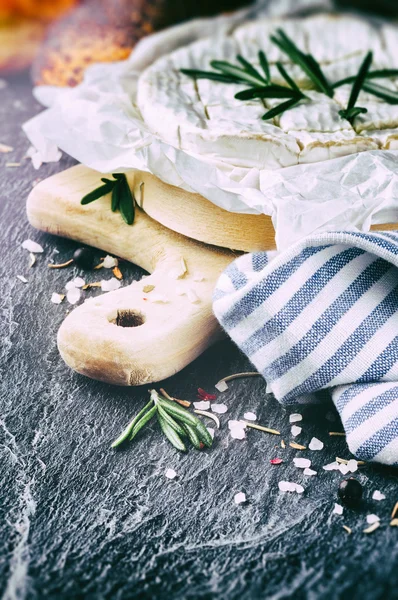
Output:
[1, 74, 398, 600]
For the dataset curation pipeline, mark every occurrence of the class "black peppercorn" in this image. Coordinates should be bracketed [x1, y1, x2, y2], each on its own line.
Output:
[73, 247, 95, 270]
[338, 477, 363, 507]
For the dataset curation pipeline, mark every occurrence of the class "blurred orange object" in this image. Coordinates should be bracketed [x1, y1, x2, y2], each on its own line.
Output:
[0, 0, 78, 74]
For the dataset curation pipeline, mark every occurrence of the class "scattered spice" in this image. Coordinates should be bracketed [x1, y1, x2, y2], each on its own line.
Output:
[193, 410, 220, 429]
[289, 442, 306, 450]
[159, 388, 191, 408]
[48, 259, 74, 269]
[143, 284, 155, 293]
[270, 458, 283, 465]
[82, 282, 102, 290]
[363, 522, 380, 534]
[329, 432, 346, 437]
[390, 518, 398, 527]
[336, 457, 365, 466]
[244, 422, 280, 435]
[113, 266, 123, 280]
[0, 143, 13, 153]
[6, 162, 21, 167]
[342, 525, 352, 535]
[197, 388, 217, 401]
[216, 372, 261, 388]
[391, 501, 398, 520]
[281, 439, 286, 449]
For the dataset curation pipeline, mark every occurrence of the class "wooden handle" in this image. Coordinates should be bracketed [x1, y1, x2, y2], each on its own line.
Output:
[27, 169, 235, 385]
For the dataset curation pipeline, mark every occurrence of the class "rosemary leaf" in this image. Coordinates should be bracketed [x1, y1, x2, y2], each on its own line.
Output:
[111, 398, 154, 447]
[258, 50, 270, 83]
[81, 181, 115, 205]
[181, 68, 240, 84]
[363, 81, 398, 104]
[210, 60, 265, 86]
[118, 177, 135, 225]
[129, 405, 158, 441]
[276, 62, 302, 94]
[111, 181, 121, 212]
[262, 97, 300, 120]
[332, 68, 398, 88]
[193, 419, 213, 448]
[235, 84, 301, 101]
[347, 51, 373, 111]
[237, 54, 267, 84]
[182, 423, 202, 450]
[157, 404, 186, 437]
[157, 397, 199, 427]
[339, 106, 367, 121]
[158, 413, 187, 452]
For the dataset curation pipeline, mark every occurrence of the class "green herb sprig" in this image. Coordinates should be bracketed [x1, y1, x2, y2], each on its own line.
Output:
[112, 389, 213, 452]
[338, 51, 372, 124]
[81, 173, 135, 225]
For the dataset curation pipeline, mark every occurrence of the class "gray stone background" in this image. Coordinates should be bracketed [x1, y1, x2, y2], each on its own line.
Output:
[1, 74, 398, 600]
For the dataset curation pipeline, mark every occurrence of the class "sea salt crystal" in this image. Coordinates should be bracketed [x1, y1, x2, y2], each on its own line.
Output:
[101, 279, 122, 292]
[366, 514, 380, 525]
[291, 425, 302, 437]
[228, 420, 246, 440]
[103, 255, 118, 268]
[304, 468, 317, 476]
[193, 271, 205, 282]
[186, 289, 200, 304]
[193, 401, 210, 410]
[65, 280, 77, 291]
[16, 275, 28, 283]
[278, 481, 304, 494]
[309, 437, 324, 451]
[234, 492, 246, 505]
[293, 458, 311, 469]
[207, 427, 215, 439]
[295, 484, 305, 494]
[73, 277, 85, 288]
[51, 293, 64, 304]
[243, 412, 257, 421]
[338, 463, 350, 475]
[347, 459, 358, 473]
[372, 490, 386, 501]
[333, 503, 344, 515]
[215, 380, 228, 393]
[66, 287, 81, 305]
[323, 461, 340, 471]
[22, 239, 43, 253]
[165, 468, 177, 480]
[212, 403, 228, 414]
[289, 413, 302, 423]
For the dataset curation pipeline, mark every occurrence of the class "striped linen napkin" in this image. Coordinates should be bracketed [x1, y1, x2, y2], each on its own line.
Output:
[213, 230, 398, 466]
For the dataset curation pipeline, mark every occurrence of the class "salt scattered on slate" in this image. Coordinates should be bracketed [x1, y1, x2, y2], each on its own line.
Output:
[372, 490, 386, 501]
[304, 468, 317, 476]
[101, 278, 122, 292]
[165, 468, 177, 480]
[193, 400, 210, 411]
[215, 380, 228, 392]
[347, 459, 358, 473]
[333, 503, 344, 515]
[278, 481, 304, 494]
[66, 287, 81, 305]
[22, 239, 43, 253]
[51, 293, 64, 304]
[243, 412, 257, 421]
[309, 437, 324, 451]
[291, 425, 302, 437]
[367, 514, 380, 524]
[323, 461, 340, 471]
[289, 414, 302, 423]
[73, 277, 85, 288]
[26, 146, 43, 170]
[338, 464, 350, 475]
[228, 420, 246, 440]
[16, 275, 28, 283]
[207, 427, 215, 439]
[103, 255, 118, 268]
[212, 404, 228, 414]
[293, 458, 311, 469]
[234, 492, 246, 505]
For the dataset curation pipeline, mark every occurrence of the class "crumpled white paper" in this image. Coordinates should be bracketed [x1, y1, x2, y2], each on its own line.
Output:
[23, 0, 398, 250]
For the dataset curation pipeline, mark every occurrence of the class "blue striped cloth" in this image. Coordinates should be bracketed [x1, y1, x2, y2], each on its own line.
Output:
[213, 230, 398, 466]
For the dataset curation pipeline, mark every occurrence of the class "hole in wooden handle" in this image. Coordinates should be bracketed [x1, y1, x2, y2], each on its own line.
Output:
[111, 309, 145, 328]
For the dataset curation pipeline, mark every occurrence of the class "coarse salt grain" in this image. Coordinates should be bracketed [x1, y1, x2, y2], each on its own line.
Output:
[323, 461, 340, 471]
[291, 425, 302, 437]
[366, 514, 380, 525]
[22, 239, 43, 253]
[73, 277, 85, 288]
[16, 275, 28, 283]
[103, 255, 118, 268]
[372, 490, 386, 501]
[215, 380, 228, 393]
[193, 401, 210, 411]
[243, 412, 257, 421]
[234, 492, 246, 505]
[333, 503, 344, 515]
[212, 403, 228, 414]
[293, 458, 311, 469]
[304, 468, 317, 476]
[309, 437, 324, 451]
[228, 420, 246, 440]
[278, 481, 304, 494]
[165, 468, 177, 480]
[66, 287, 81, 305]
[295, 484, 305, 494]
[347, 459, 358, 473]
[186, 289, 200, 304]
[51, 293, 64, 304]
[289, 413, 302, 423]
[65, 280, 77, 291]
[338, 464, 350, 475]
[101, 278, 122, 292]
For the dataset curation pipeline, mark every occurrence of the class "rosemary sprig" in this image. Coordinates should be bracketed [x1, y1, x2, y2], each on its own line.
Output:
[338, 51, 372, 124]
[332, 68, 398, 88]
[270, 29, 333, 97]
[81, 173, 135, 225]
[112, 389, 213, 452]
[261, 98, 301, 121]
